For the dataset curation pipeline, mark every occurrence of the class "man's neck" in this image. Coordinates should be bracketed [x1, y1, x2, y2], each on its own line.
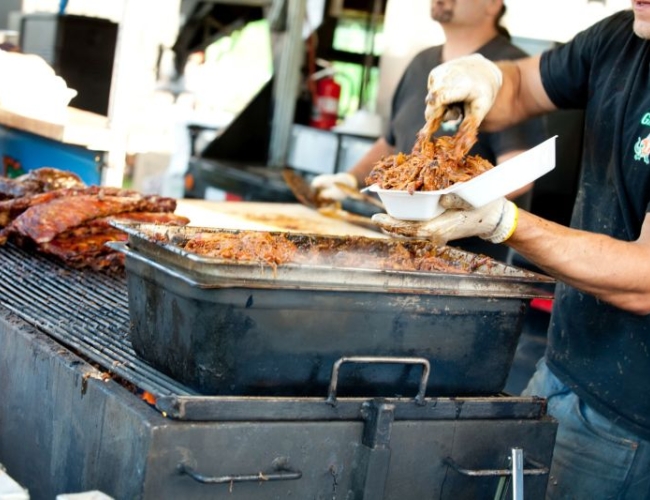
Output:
[441, 25, 499, 62]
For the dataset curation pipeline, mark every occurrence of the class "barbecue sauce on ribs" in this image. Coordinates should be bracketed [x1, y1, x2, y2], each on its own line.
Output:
[0, 168, 189, 271]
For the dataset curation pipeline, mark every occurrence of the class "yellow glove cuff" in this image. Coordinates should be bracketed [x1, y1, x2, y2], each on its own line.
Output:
[482, 201, 518, 244]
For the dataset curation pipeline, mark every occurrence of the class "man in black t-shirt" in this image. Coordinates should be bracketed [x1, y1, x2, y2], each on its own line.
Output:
[374, 7, 650, 499]
[311, 0, 546, 261]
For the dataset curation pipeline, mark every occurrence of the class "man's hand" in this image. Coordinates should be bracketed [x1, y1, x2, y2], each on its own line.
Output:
[310, 172, 358, 202]
[425, 54, 503, 126]
[371, 196, 518, 245]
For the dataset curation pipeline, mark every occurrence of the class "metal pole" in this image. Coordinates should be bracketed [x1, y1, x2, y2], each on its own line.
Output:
[511, 447, 524, 500]
[268, 0, 306, 167]
[359, 0, 382, 108]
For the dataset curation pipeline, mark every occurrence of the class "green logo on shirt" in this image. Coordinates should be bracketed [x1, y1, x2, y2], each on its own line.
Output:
[634, 133, 650, 164]
[642, 113, 650, 126]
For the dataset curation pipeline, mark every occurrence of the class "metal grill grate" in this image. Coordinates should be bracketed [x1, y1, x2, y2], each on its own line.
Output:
[0, 243, 197, 397]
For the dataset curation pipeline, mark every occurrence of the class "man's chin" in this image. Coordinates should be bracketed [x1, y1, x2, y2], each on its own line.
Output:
[432, 13, 452, 23]
[633, 19, 650, 39]
[431, 3, 452, 24]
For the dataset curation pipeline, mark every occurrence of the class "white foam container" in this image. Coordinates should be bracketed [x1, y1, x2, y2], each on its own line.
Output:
[366, 136, 557, 221]
[365, 188, 449, 220]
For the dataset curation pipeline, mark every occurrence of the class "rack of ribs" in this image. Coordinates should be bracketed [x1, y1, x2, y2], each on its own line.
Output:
[0, 168, 190, 271]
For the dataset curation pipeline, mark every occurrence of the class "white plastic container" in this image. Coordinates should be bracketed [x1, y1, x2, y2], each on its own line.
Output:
[366, 136, 557, 221]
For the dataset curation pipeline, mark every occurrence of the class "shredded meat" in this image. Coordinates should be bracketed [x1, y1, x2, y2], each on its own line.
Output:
[365, 115, 494, 194]
[184, 232, 299, 267]
[179, 230, 491, 274]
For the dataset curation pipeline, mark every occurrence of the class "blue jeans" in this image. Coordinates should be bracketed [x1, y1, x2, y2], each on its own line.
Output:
[522, 358, 650, 499]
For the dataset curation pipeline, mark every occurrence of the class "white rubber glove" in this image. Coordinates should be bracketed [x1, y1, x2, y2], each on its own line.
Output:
[371, 196, 518, 246]
[310, 172, 358, 202]
[425, 54, 503, 126]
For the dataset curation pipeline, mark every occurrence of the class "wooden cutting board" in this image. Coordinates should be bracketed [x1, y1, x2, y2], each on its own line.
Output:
[175, 199, 385, 238]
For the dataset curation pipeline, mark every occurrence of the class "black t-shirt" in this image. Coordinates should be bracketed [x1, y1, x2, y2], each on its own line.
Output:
[540, 9, 650, 439]
[386, 35, 547, 260]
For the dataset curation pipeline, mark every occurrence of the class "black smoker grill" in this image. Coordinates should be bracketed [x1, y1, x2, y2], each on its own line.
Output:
[0, 242, 557, 500]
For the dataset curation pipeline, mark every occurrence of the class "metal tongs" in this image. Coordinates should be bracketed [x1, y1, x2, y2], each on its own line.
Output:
[420, 103, 464, 139]
[327, 181, 385, 210]
[282, 168, 383, 231]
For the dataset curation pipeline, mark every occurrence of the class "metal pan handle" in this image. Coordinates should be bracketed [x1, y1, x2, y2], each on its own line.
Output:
[326, 356, 430, 406]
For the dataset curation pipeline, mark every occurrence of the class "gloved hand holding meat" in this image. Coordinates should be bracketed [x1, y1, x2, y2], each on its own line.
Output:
[365, 55, 503, 197]
[372, 195, 518, 246]
[364, 53, 512, 238]
[424, 53, 502, 128]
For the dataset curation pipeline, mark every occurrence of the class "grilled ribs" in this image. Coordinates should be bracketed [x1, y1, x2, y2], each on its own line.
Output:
[0, 167, 85, 201]
[0, 168, 190, 271]
[0, 186, 143, 227]
[5, 194, 177, 243]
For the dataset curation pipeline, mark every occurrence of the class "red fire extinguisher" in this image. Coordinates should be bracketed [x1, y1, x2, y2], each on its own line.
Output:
[310, 72, 341, 130]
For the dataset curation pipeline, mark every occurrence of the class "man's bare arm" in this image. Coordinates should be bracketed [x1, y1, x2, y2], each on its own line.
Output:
[483, 56, 557, 131]
[507, 211, 650, 315]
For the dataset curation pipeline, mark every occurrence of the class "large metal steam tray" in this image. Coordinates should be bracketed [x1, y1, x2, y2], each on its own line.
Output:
[109, 223, 554, 398]
[110, 222, 554, 298]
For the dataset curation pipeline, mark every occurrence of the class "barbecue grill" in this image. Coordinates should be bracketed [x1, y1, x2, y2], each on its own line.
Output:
[0, 242, 557, 499]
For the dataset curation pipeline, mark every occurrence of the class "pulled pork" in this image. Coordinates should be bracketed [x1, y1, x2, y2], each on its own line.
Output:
[365, 115, 494, 194]
[179, 230, 491, 274]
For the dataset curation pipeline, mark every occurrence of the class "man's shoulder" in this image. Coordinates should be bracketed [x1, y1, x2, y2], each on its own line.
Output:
[409, 45, 443, 65]
[480, 36, 528, 62]
[400, 45, 443, 77]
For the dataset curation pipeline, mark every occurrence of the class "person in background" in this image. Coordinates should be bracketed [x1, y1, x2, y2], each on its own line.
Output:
[373, 4, 650, 498]
[0, 43, 19, 53]
[312, 0, 547, 261]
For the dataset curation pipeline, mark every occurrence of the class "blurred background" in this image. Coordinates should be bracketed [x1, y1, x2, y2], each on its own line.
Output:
[0, 0, 626, 203]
